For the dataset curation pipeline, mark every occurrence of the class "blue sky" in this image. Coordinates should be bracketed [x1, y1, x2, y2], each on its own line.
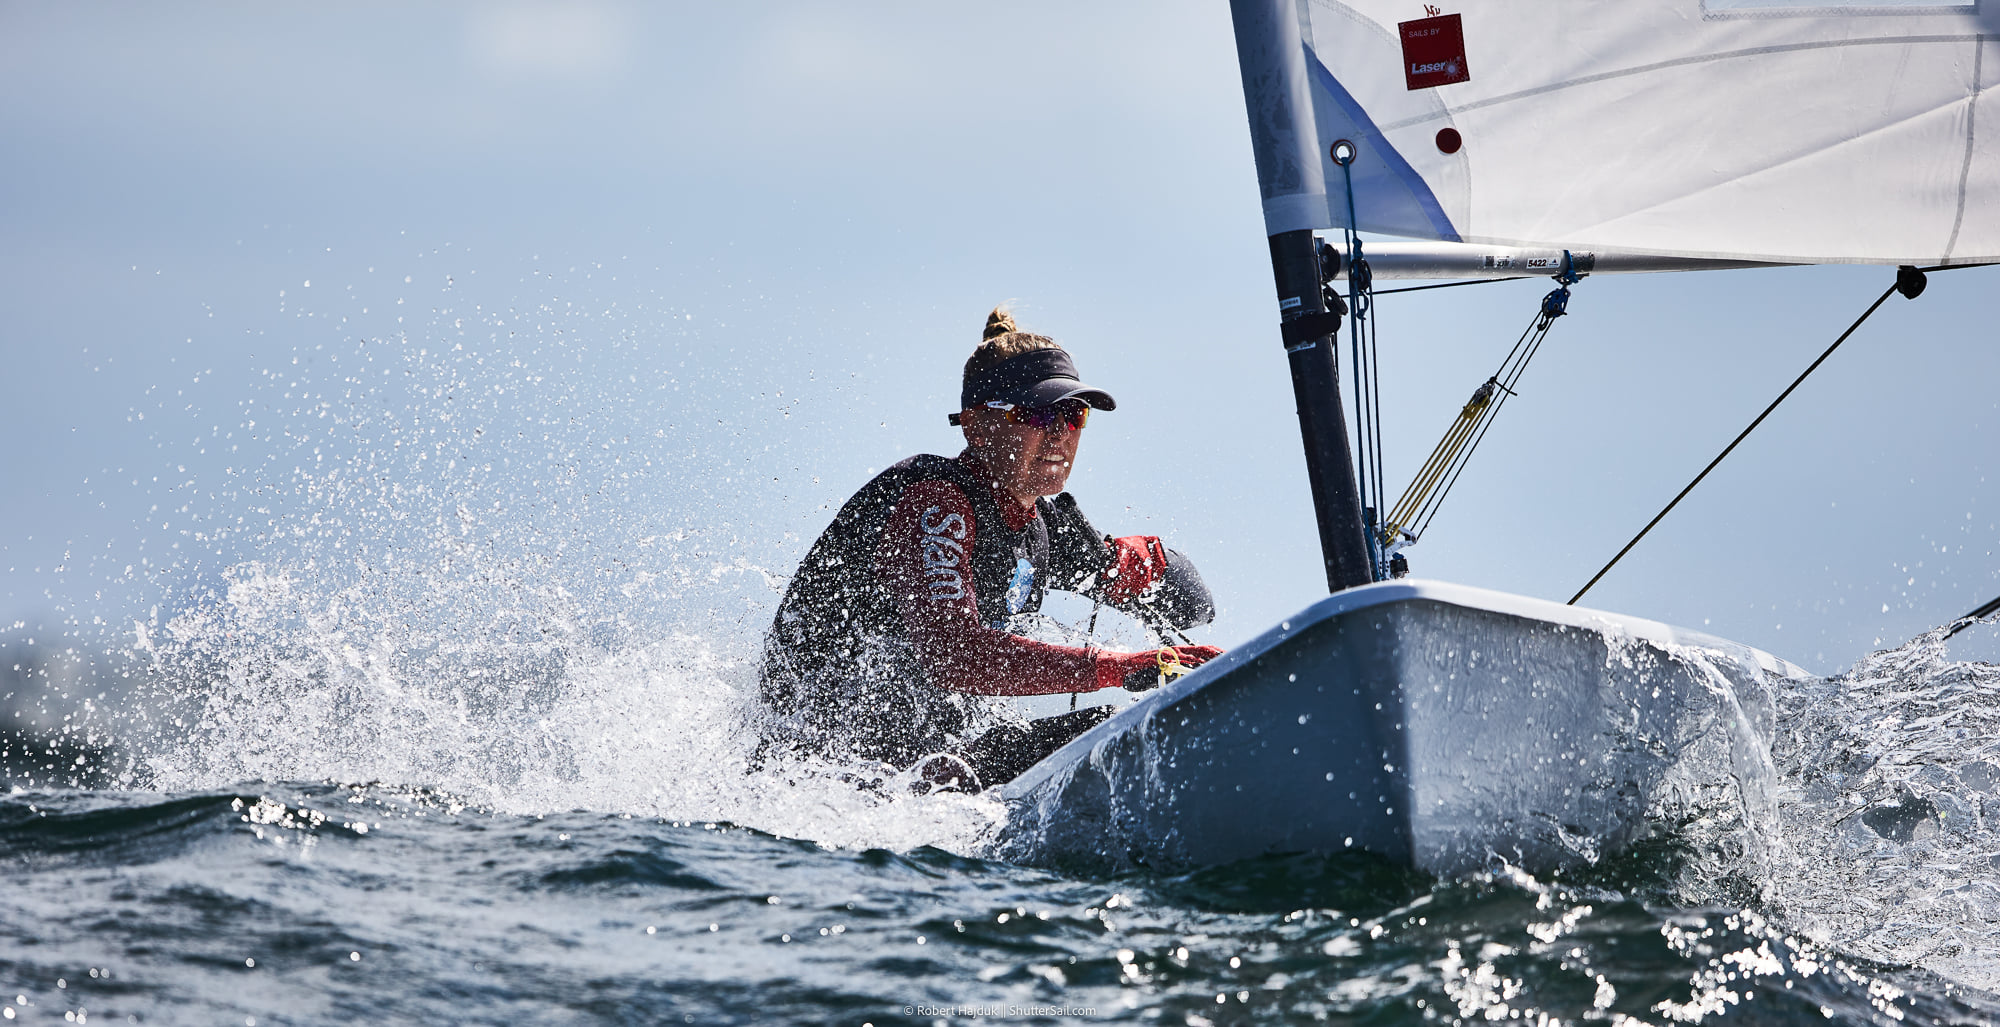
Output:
[3, 1, 1996, 673]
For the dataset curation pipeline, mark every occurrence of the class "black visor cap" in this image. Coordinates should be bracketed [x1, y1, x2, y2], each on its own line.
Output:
[958, 347, 1116, 413]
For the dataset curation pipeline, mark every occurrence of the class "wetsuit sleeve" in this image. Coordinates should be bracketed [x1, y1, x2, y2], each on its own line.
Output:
[880, 479, 1124, 695]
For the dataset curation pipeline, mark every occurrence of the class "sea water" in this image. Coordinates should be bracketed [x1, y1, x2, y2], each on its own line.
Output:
[8, 304, 2000, 1026]
[7, 571, 2000, 1026]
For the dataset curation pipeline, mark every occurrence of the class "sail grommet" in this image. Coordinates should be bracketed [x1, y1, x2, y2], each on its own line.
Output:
[1330, 139, 1357, 165]
[1435, 128, 1462, 154]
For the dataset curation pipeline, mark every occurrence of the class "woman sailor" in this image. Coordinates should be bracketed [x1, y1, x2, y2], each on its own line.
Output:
[759, 308, 1221, 789]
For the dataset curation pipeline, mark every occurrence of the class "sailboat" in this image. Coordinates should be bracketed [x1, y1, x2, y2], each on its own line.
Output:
[994, 0, 1996, 874]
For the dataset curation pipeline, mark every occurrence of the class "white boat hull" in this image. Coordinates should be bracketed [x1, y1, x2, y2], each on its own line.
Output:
[994, 580, 1803, 875]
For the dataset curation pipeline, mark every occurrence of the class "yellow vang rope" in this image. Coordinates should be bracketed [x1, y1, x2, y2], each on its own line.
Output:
[1380, 379, 1498, 545]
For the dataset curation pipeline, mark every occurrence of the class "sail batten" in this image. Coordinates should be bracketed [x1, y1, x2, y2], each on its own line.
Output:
[1232, 0, 1999, 266]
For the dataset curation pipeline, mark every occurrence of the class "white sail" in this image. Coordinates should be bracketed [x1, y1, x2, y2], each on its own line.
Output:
[1232, 0, 1997, 265]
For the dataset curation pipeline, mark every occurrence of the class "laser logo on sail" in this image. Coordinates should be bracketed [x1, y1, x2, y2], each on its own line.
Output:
[1399, 12, 1470, 91]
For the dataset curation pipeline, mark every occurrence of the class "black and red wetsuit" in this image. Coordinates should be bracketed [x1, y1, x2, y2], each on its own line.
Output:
[758, 451, 1212, 780]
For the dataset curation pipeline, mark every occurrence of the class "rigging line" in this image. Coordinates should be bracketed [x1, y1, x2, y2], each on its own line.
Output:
[1392, 340, 1516, 539]
[1567, 281, 1902, 606]
[1372, 277, 1532, 295]
[1360, 309, 1376, 509]
[1075, 598, 1102, 710]
[1404, 303, 1549, 537]
[1500, 309, 1560, 395]
[1412, 313, 1558, 539]
[1364, 301, 1388, 574]
[1337, 153, 1387, 579]
[1945, 592, 2000, 639]
[1361, 304, 1385, 568]
[1408, 412, 1489, 539]
[1486, 304, 1545, 382]
[1133, 600, 1195, 647]
[1354, 312, 1382, 576]
[1387, 358, 1509, 537]
[1390, 409, 1482, 533]
[1408, 391, 1499, 537]
[1353, 305, 1376, 510]
[1366, 299, 1387, 523]
[1414, 304, 1561, 537]
[1348, 265, 1373, 547]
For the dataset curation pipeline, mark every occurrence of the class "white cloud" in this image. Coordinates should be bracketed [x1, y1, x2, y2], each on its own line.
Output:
[466, 1, 633, 85]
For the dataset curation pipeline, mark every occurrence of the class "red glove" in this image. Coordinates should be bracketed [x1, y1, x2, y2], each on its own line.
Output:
[1094, 645, 1226, 692]
[1102, 535, 1170, 603]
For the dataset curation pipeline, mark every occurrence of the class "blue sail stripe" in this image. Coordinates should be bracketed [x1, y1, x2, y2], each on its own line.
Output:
[1305, 49, 1461, 242]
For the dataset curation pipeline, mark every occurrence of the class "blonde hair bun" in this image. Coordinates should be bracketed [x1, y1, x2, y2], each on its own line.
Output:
[983, 306, 1018, 341]
[963, 305, 1062, 390]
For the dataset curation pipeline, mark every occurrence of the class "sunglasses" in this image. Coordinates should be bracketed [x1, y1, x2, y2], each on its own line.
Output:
[991, 400, 1091, 432]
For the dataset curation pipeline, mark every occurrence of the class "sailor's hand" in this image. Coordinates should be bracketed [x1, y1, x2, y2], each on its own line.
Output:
[1099, 645, 1225, 692]
[1097, 649, 1164, 691]
[1101, 535, 1170, 602]
[1166, 644, 1224, 667]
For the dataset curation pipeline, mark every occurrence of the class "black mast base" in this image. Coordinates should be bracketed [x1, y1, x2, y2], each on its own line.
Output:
[1268, 229, 1375, 593]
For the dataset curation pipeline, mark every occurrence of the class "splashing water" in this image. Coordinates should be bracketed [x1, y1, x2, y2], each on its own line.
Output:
[1, 262, 1010, 854]
[7, 265, 2000, 1021]
[98, 557, 1007, 859]
[1762, 625, 2000, 990]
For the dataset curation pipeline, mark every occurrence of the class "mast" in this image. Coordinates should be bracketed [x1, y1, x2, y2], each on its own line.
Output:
[1231, 0, 1375, 592]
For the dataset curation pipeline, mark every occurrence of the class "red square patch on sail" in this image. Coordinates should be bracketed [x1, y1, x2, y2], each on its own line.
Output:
[1399, 13, 1470, 91]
